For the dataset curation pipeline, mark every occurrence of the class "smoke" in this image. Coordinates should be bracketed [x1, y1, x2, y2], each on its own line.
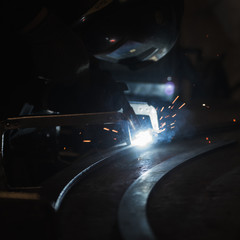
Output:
[157, 108, 196, 143]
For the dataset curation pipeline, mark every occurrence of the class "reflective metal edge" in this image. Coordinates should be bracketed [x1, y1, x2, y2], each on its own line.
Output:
[118, 140, 236, 240]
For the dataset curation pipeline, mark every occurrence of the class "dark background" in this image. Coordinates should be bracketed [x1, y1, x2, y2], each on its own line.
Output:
[180, 0, 240, 102]
[1, 0, 240, 118]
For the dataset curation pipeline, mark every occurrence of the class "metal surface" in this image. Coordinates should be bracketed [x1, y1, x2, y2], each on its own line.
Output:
[118, 140, 236, 240]
[130, 102, 159, 131]
[43, 145, 132, 211]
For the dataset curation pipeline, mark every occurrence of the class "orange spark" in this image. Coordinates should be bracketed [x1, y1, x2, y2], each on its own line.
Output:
[208, 141, 211, 144]
[172, 114, 177, 118]
[206, 137, 209, 140]
[83, 140, 91, 143]
[159, 116, 163, 121]
[172, 95, 179, 105]
[112, 129, 118, 133]
[160, 122, 166, 128]
[171, 126, 175, 129]
[103, 127, 110, 131]
[178, 103, 186, 109]
[170, 122, 175, 126]
[165, 115, 170, 118]
[171, 105, 174, 110]
[159, 128, 166, 133]
[160, 107, 164, 112]
[233, 119, 236, 122]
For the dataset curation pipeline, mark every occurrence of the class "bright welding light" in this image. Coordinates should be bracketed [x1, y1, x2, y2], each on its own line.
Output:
[131, 130, 153, 147]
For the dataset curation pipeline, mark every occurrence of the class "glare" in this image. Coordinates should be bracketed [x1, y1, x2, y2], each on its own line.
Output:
[164, 82, 175, 96]
[131, 130, 153, 147]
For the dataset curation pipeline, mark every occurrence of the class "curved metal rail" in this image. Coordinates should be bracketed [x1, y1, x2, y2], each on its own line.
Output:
[41, 145, 133, 211]
[118, 139, 236, 240]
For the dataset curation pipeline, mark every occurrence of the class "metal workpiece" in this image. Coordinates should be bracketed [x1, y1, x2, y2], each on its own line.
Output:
[118, 140, 236, 240]
[42, 145, 132, 211]
[130, 102, 159, 132]
[0, 111, 127, 131]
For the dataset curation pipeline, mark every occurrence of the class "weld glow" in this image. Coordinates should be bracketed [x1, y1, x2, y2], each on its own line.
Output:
[131, 130, 153, 147]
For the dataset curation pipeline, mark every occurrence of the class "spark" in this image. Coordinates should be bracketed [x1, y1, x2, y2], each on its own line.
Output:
[165, 115, 170, 118]
[171, 126, 175, 129]
[172, 95, 179, 105]
[159, 116, 163, 121]
[83, 140, 91, 143]
[178, 103, 186, 109]
[63, 147, 67, 150]
[131, 130, 153, 147]
[160, 107, 164, 112]
[206, 137, 209, 140]
[208, 141, 211, 144]
[202, 103, 210, 109]
[171, 105, 174, 110]
[160, 122, 166, 128]
[112, 129, 118, 133]
[81, 17, 86, 22]
[168, 106, 171, 109]
[158, 128, 166, 133]
[103, 127, 110, 131]
[113, 138, 117, 140]
[79, 132, 82, 135]
[170, 122, 175, 126]
[109, 38, 116, 43]
[233, 119, 236, 122]
[172, 114, 176, 118]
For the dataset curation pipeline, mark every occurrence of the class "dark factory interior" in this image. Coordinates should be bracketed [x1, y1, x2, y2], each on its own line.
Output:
[1, 0, 240, 239]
